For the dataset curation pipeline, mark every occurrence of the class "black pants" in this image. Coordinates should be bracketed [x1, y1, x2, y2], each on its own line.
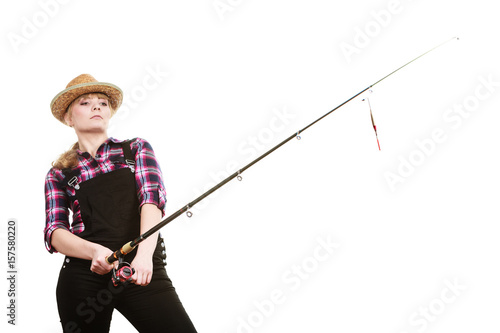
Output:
[56, 246, 197, 332]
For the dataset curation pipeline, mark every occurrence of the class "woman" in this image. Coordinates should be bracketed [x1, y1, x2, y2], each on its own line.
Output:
[44, 74, 197, 332]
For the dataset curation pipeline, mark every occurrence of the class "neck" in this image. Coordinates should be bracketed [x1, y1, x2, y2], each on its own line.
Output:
[76, 132, 109, 158]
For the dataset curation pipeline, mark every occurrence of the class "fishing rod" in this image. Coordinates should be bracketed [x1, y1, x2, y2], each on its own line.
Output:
[106, 37, 458, 265]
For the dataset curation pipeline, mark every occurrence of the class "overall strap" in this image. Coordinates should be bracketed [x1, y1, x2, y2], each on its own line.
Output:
[62, 168, 81, 190]
[121, 139, 136, 173]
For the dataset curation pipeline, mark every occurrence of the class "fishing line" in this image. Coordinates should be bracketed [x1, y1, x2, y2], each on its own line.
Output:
[107, 37, 458, 265]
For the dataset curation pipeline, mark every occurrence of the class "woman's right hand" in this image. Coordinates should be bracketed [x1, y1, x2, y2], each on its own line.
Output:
[90, 244, 116, 275]
[51, 229, 117, 274]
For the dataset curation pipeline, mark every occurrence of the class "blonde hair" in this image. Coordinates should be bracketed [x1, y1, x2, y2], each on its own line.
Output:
[52, 93, 113, 170]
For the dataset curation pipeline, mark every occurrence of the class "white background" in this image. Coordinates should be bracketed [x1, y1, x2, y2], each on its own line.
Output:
[1, 0, 499, 332]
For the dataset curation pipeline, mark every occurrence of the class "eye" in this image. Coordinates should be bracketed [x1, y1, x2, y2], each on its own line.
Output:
[100, 101, 108, 107]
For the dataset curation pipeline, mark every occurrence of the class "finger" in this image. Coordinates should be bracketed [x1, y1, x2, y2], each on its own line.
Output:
[139, 271, 152, 286]
[145, 271, 152, 285]
[134, 273, 142, 286]
[90, 261, 102, 274]
[136, 271, 146, 286]
[91, 265, 107, 275]
[131, 269, 139, 284]
[100, 262, 114, 274]
[92, 260, 114, 275]
[134, 271, 151, 286]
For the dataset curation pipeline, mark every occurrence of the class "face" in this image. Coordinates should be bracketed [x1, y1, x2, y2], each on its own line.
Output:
[65, 94, 112, 133]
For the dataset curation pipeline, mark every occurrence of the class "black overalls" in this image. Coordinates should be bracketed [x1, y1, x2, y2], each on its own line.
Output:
[56, 140, 197, 333]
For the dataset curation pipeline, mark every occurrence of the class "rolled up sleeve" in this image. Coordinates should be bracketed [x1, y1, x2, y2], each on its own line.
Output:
[44, 169, 70, 253]
[132, 138, 167, 216]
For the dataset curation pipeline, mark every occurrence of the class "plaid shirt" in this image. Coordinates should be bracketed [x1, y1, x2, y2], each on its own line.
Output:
[44, 137, 167, 253]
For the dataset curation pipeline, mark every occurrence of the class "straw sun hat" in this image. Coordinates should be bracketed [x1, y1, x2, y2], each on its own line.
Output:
[50, 74, 123, 125]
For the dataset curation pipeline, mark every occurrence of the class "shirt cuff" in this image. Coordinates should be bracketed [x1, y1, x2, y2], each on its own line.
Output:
[44, 223, 70, 254]
[138, 186, 167, 216]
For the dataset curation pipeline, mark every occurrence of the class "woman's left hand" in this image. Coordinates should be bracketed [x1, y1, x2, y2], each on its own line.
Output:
[130, 254, 153, 286]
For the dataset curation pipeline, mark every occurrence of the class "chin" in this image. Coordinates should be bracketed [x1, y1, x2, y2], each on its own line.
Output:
[82, 126, 108, 134]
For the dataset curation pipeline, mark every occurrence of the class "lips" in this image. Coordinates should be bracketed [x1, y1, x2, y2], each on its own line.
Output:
[91, 115, 103, 120]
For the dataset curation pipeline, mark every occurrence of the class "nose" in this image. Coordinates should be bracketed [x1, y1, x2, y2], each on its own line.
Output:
[92, 103, 101, 111]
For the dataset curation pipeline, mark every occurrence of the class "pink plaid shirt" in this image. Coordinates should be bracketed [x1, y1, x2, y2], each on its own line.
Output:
[44, 137, 166, 253]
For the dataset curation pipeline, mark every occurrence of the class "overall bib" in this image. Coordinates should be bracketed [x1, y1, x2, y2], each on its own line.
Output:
[56, 141, 197, 333]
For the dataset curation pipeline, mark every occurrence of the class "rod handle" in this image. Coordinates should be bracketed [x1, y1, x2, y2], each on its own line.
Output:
[105, 241, 136, 264]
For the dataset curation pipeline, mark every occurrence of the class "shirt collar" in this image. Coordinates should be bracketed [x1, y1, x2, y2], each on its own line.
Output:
[76, 137, 123, 156]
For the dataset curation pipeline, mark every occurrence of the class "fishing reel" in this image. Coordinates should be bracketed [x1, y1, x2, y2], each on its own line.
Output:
[112, 259, 135, 286]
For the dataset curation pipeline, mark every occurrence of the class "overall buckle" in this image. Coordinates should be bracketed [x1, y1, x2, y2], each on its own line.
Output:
[125, 159, 135, 173]
[68, 176, 80, 190]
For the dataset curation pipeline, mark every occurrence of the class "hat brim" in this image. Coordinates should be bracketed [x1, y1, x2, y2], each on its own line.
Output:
[50, 82, 123, 125]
